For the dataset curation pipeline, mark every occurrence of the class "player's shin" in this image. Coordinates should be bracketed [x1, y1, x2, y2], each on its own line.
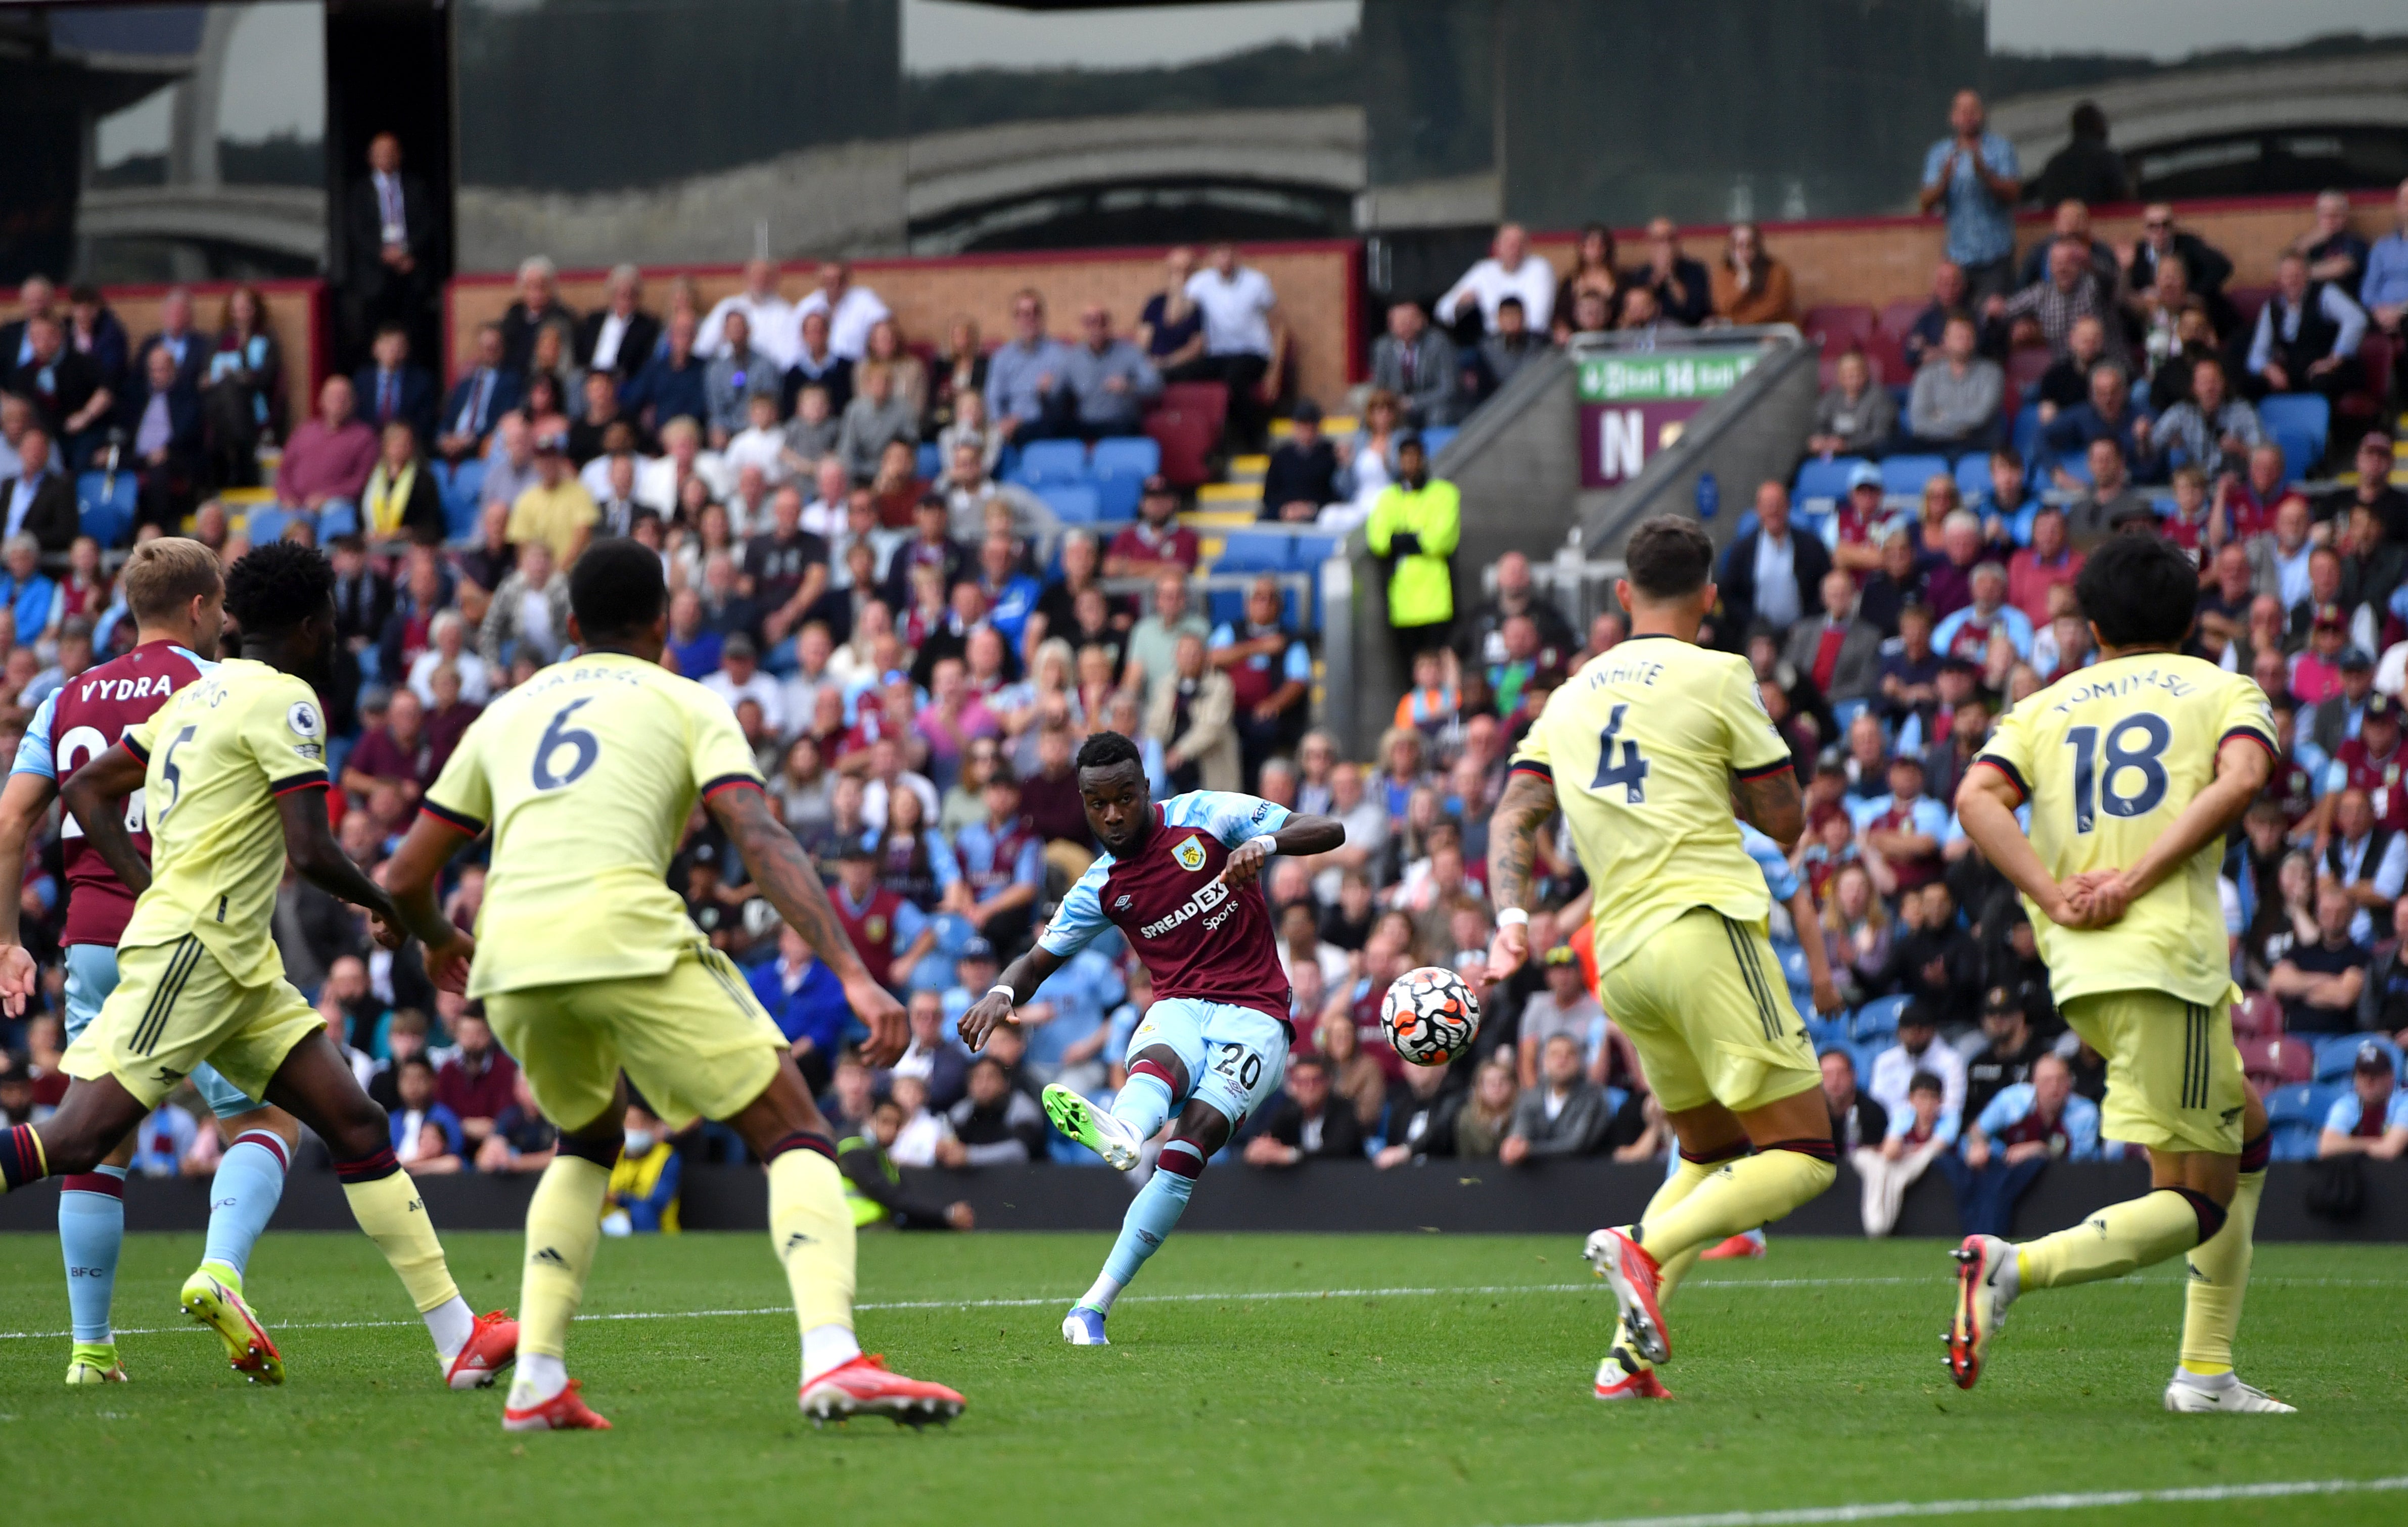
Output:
[59, 1167, 128, 1349]
[1634, 1138, 1835, 1265]
[335, 1147, 477, 1355]
[1110, 1058, 1177, 1141]
[767, 1133, 861, 1382]
[2179, 1133, 2268, 1378]
[513, 1151, 612, 1406]
[1083, 1137, 1205, 1315]
[2018, 1186, 2221, 1291]
[199, 1130, 291, 1282]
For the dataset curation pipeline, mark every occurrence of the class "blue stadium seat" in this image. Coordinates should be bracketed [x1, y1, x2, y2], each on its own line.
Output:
[243, 507, 296, 546]
[1793, 456, 1862, 504]
[1091, 473, 1144, 521]
[2262, 1082, 2346, 1161]
[2271, 427, 2318, 487]
[1213, 531, 1291, 572]
[1011, 440, 1089, 486]
[440, 457, 488, 541]
[1851, 993, 1909, 1043]
[1035, 483, 1101, 524]
[2313, 1034, 2403, 1083]
[1205, 588, 1246, 627]
[2256, 393, 2330, 457]
[1289, 533, 1340, 567]
[1953, 454, 1992, 502]
[915, 443, 942, 480]
[75, 471, 137, 546]
[2009, 403, 2043, 461]
[1090, 435, 1161, 481]
[1880, 454, 1950, 497]
[1421, 425, 1459, 460]
[1807, 1018, 1851, 1053]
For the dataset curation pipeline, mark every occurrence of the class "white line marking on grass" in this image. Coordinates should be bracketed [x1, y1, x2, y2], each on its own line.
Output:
[1520, 1474, 2408, 1527]
[4, 1272, 2398, 1343]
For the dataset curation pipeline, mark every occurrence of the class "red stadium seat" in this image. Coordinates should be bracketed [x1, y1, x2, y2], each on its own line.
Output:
[1861, 330, 1907, 386]
[1143, 383, 1228, 488]
[2006, 346, 2053, 389]
[1804, 304, 1876, 353]
[2238, 1034, 2313, 1094]
[2231, 990, 2283, 1040]
[1879, 299, 1926, 340]
[2226, 284, 2274, 332]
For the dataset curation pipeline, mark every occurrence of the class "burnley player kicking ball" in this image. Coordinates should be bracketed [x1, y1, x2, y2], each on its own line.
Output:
[958, 733, 1342, 1345]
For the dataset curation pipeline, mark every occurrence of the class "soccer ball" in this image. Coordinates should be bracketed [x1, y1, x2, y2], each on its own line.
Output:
[1379, 966, 1481, 1067]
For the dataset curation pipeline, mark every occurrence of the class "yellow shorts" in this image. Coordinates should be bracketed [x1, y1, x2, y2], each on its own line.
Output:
[2059, 988, 2246, 1155]
[482, 941, 785, 1133]
[1594, 906, 1821, 1116]
[60, 934, 323, 1109]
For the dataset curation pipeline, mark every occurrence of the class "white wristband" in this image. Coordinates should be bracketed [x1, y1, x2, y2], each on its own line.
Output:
[1245, 834, 1278, 855]
[988, 984, 1016, 1003]
[1496, 907, 1530, 928]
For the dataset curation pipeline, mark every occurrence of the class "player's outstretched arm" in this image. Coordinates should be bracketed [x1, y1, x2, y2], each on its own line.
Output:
[960, 943, 1067, 1053]
[2072, 734, 2274, 929]
[275, 786, 407, 939]
[60, 743, 153, 902]
[1954, 762, 2082, 927]
[709, 782, 909, 1065]
[1218, 811, 1345, 889]
[382, 811, 479, 991]
[1484, 768, 1558, 983]
[1734, 766, 1807, 851]
[0, 771, 57, 1016]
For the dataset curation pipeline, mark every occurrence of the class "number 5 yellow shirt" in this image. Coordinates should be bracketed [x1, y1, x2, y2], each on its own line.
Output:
[422, 652, 764, 998]
[1973, 652, 2274, 1007]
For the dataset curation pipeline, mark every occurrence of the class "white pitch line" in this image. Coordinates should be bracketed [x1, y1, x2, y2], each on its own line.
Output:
[1518, 1474, 2408, 1527]
[3, 1271, 2400, 1344]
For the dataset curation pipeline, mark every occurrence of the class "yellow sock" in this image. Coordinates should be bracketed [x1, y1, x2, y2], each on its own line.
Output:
[341, 1170, 460, 1315]
[519, 1157, 610, 1361]
[2017, 1188, 2207, 1292]
[1609, 1155, 1718, 1364]
[1636, 1147, 1834, 1267]
[770, 1148, 857, 1338]
[2179, 1168, 2262, 1377]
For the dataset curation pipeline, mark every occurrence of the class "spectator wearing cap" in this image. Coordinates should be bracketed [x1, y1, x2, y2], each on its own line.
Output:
[1783, 566, 1883, 708]
[1829, 459, 1895, 576]
[1514, 945, 1607, 1092]
[1961, 984, 2050, 1123]
[1437, 221, 1557, 336]
[1867, 998, 1967, 1135]
[1854, 753, 1948, 894]
[1211, 573, 1312, 783]
[274, 374, 378, 527]
[1719, 481, 1830, 642]
[1262, 399, 1339, 521]
[2320, 1042, 2408, 1159]
[1060, 303, 1161, 440]
[953, 769, 1044, 951]
[2309, 637, 2379, 766]
[1940, 1053, 2101, 1237]
[1904, 315, 2004, 454]
[1370, 300, 1462, 430]
[1365, 434, 1460, 676]
[2324, 694, 2408, 843]
[1916, 90, 2021, 302]
[702, 633, 786, 734]
[505, 427, 598, 565]
[2248, 250, 2367, 404]
[1105, 475, 1199, 578]
[1930, 561, 2032, 662]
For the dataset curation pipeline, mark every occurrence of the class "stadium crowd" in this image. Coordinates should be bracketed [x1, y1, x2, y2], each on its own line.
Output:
[0, 88, 2404, 1236]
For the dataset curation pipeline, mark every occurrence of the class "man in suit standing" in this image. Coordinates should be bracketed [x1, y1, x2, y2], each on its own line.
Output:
[131, 287, 211, 393]
[437, 322, 522, 464]
[354, 322, 439, 451]
[0, 425, 81, 552]
[344, 132, 441, 366]
[1719, 480, 1831, 645]
[1782, 566, 1885, 709]
[574, 264, 661, 387]
[1369, 301, 1461, 428]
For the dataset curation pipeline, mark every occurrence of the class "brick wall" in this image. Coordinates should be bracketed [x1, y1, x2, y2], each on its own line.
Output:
[446, 242, 1365, 408]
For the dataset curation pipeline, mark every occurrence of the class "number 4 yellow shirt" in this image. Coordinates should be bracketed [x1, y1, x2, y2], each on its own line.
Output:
[422, 652, 764, 998]
[1973, 653, 2275, 1007]
[1510, 635, 1795, 978]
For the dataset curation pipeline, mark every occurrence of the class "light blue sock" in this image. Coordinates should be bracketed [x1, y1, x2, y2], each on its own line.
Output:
[200, 1132, 291, 1279]
[60, 1167, 129, 1345]
[1110, 1070, 1175, 1140]
[1081, 1138, 1204, 1313]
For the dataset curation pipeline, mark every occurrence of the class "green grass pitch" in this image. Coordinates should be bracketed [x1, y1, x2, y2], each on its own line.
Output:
[1, 1232, 2403, 1526]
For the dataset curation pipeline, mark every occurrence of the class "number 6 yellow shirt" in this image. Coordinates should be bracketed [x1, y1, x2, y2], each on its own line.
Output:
[421, 651, 764, 998]
[1972, 652, 2275, 1007]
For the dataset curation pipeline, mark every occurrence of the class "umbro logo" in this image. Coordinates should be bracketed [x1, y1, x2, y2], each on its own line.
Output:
[532, 1247, 568, 1267]
[1115, 894, 1132, 910]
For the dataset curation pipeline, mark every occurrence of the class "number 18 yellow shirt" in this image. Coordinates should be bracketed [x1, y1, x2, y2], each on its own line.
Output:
[1973, 653, 2274, 1007]
[422, 652, 763, 998]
